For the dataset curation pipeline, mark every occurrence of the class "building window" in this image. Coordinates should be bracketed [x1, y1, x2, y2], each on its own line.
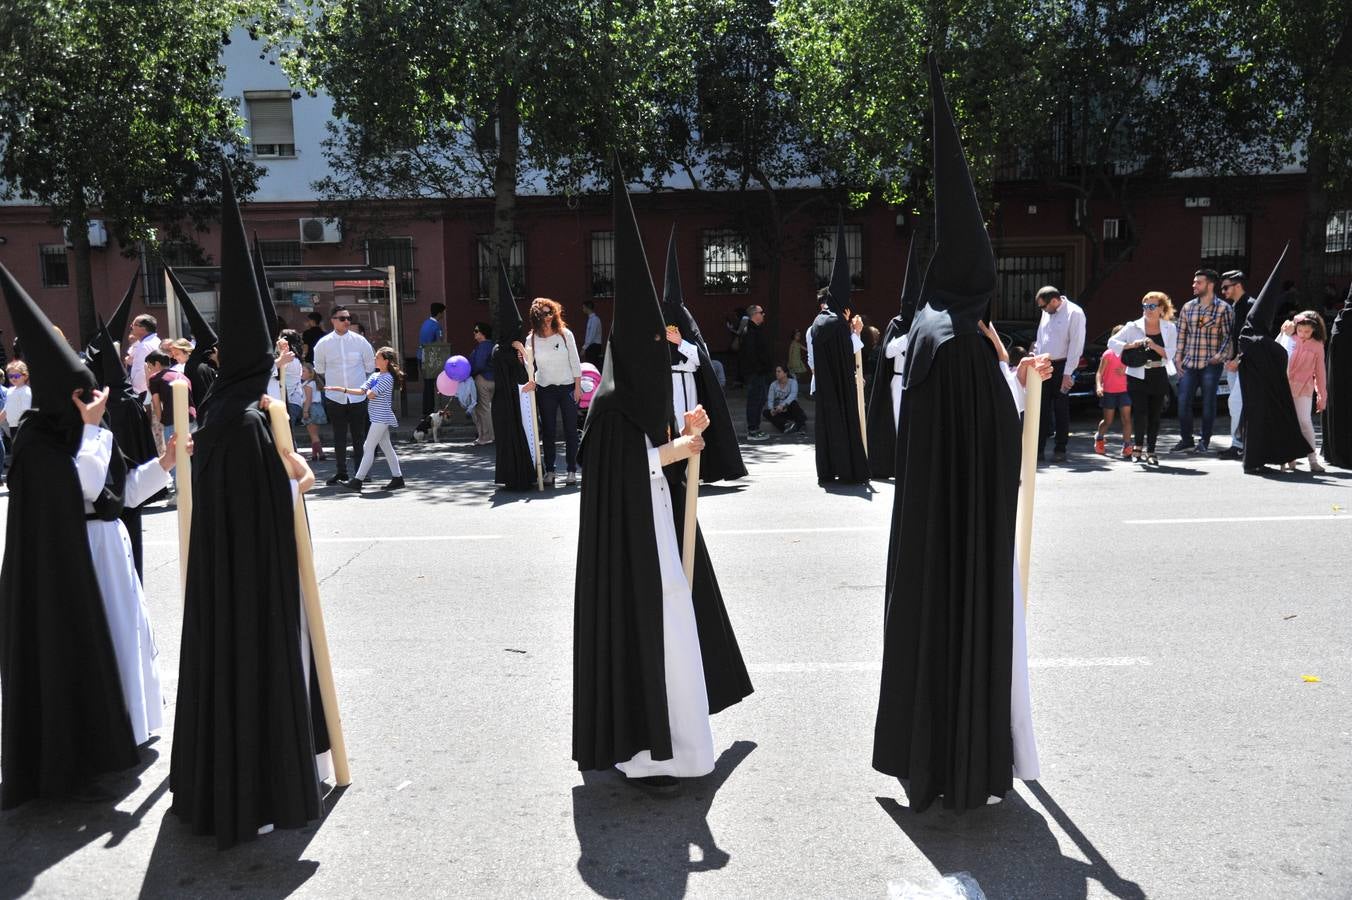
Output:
[141, 241, 199, 306]
[1326, 209, 1352, 281]
[258, 239, 304, 267]
[813, 224, 864, 290]
[1200, 215, 1247, 273]
[39, 244, 69, 288]
[365, 237, 416, 302]
[590, 231, 615, 297]
[476, 234, 525, 301]
[245, 91, 296, 158]
[701, 229, 749, 294]
[995, 253, 1066, 321]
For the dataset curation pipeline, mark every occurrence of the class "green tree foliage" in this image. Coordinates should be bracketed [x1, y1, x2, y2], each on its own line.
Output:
[0, 0, 262, 343]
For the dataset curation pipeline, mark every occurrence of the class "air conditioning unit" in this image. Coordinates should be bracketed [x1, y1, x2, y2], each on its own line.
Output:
[298, 217, 342, 244]
[64, 219, 108, 248]
[1103, 218, 1124, 240]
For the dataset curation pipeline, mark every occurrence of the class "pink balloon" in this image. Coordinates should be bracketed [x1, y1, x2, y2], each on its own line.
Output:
[436, 372, 460, 396]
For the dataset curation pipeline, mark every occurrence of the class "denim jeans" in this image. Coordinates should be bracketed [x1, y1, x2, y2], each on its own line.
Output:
[536, 383, 579, 473]
[745, 373, 771, 431]
[1177, 363, 1223, 444]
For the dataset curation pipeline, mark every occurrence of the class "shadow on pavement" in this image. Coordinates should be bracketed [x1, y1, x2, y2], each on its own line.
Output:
[572, 740, 756, 899]
[877, 781, 1145, 900]
[820, 481, 876, 499]
[0, 742, 163, 900]
[136, 784, 346, 899]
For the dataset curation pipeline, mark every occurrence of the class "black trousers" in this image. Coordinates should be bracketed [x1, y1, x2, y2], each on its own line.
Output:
[422, 377, 438, 416]
[325, 398, 370, 476]
[763, 401, 807, 431]
[1128, 379, 1166, 453]
[536, 383, 579, 473]
[1038, 359, 1071, 454]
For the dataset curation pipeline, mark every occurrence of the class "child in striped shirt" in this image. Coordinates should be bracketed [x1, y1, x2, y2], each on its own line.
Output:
[328, 345, 405, 492]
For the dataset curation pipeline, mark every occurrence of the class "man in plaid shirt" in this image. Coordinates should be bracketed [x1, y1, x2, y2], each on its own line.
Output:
[1172, 268, 1233, 453]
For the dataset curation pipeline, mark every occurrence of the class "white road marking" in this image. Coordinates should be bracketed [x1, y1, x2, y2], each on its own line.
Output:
[1123, 514, 1347, 525]
[395, 780, 413, 792]
[748, 657, 1150, 674]
[703, 526, 887, 536]
[144, 534, 505, 547]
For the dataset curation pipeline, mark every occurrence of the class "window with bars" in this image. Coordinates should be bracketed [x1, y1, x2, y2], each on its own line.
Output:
[141, 241, 199, 306]
[590, 231, 615, 297]
[995, 254, 1066, 321]
[366, 237, 416, 302]
[1327, 209, 1352, 280]
[476, 234, 525, 301]
[40, 244, 69, 288]
[701, 229, 749, 294]
[1200, 215, 1247, 273]
[813, 224, 864, 290]
[258, 239, 304, 267]
[245, 91, 296, 158]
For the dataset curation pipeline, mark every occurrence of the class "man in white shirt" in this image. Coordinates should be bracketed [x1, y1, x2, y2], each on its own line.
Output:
[312, 305, 375, 484]
[1031, 286, 1086, 462]
[582, 300, 604, 368]
[125, 314, 160, 399]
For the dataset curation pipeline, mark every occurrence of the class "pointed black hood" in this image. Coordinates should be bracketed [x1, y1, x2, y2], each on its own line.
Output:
[200, 158, 273, 420]
[106, 270, 139, 349]
[586, 166, 674, 447]
[660, 226, 703, 343]
[252, 233, 280, 342]
[897, 229, 925, 334]
[87, 316, 132, 397]
[166, 266, 219, 349]
[495, 258, 524, 345]
[904, 53, 997, 388]
[0, 262, 96, 420]
[1242, 243, 1289, 341]
[827, 215, 852, 315]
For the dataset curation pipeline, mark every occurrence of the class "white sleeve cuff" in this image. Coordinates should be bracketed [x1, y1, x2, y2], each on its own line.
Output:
[647, 446, 664, 480]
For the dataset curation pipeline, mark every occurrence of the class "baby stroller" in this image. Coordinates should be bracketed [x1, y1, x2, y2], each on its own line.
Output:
[576, 362, 601, 431]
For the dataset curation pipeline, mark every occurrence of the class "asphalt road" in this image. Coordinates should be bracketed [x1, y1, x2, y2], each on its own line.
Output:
[1, 409, 1349, 899]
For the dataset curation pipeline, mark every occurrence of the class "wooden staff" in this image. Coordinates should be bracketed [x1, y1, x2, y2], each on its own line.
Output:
[682, 438, 702, 585]
[854, 348, 869, 454]
[267, 400, 352, 787]
[171, 379, 193, 602]
[523, 342, 545, 491]
[1014, 373, 1043, 605]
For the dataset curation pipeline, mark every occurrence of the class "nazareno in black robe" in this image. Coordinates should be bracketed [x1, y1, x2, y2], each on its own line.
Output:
[491, 345, 535, 490]
[866, 314, 906, 479]
[571, 407, 753, 771]
[1238, 338, 1311, 470]
[0, 415, 139, 808]
[662, 307, 747, 484]
[1322, 289, 1352, 467]
[169, 403, 330, 849]
[810, 312, 869, 483]
[873, 333, 1019, 811]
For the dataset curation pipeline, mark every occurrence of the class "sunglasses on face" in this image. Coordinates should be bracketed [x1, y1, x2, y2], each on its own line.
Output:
[1220, 283, 1235, 290]
[1142, 303, 1159, 310]
[333, 316, 351, 322]
[6, 374, 24, 380]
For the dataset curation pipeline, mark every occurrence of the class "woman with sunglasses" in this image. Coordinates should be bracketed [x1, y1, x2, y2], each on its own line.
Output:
[1109, 292, 1178, 465]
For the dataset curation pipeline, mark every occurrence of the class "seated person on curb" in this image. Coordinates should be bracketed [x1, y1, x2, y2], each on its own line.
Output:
[763, 364, 808, 434]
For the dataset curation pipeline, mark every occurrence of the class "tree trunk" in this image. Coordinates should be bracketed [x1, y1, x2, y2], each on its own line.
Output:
[1301, 133, 1330, 309]
[69, 205, 97, 347]
[489, 82, 520, 320]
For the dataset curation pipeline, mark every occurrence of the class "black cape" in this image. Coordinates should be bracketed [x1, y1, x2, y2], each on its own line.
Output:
[809, 313, 869, 483]
[1322, 292, 1352, 467]
[1238, 339, 1310, 470]
[491, 346, 536, 490]
[105, 386, 157, 577]
[169, 405, 329, 849]
[873, 333, 1019, 811]
[664, 319, 746, 484]
[185, 354, 218, 409]
[572, 409, 752, 771]
[866, 316, 907, 479]
[0, 417, 139, 808]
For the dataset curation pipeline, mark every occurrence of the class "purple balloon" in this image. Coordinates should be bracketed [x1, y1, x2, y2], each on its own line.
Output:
[444, 355, 471, 382]
[436, 371, 459, 396]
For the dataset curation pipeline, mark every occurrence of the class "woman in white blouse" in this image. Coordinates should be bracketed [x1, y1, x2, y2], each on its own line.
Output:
[524, 298, 583, 486]
[1109, 292, 1179, 465]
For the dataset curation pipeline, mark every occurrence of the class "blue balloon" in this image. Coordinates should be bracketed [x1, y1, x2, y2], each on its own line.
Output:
[444, 355, 471, 381]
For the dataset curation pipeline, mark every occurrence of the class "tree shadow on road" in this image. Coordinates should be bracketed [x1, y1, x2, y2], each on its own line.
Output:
[136, 784, 346, 899]
[0, 742, 164, 900]
[876, 780, 1145, 900]
[572, 740, 756, 899]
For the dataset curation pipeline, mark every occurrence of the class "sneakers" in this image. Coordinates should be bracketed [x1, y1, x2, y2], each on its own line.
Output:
[326, 473, 349, 485]
[383, 476, 405, 490]
[543, 471, 556, 487]
[1094, 436, 1106, 455]
[1171, 440, 1195, 453]
[345, 477, 363, 492]
[747, 430, 768, 441]
[1121, 444, 1133, 460]
[1194, 441, 1210, 454]
[783, 421, 799, 434]
[1052, 450, 1067, 463]
[565, 471, 577, 485]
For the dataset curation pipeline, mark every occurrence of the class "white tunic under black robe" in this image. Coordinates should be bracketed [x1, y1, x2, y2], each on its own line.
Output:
[885, 332, 909, 425]
[670, 340, 700, 428]
[615, 438, 715, 779]
[75, 424, 170, 746]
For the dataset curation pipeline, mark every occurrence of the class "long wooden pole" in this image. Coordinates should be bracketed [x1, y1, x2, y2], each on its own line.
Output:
[267, 401, 352, 786]
[681, 453, 700, 585]
[854, 348, 868, 454]
[523, 343, 545, 491]
[171, 380, 193, 603]
[1014, 376, 1042, 605]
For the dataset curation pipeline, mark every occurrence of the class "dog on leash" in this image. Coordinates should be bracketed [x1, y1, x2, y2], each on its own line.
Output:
[413, 410, 448, 442]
